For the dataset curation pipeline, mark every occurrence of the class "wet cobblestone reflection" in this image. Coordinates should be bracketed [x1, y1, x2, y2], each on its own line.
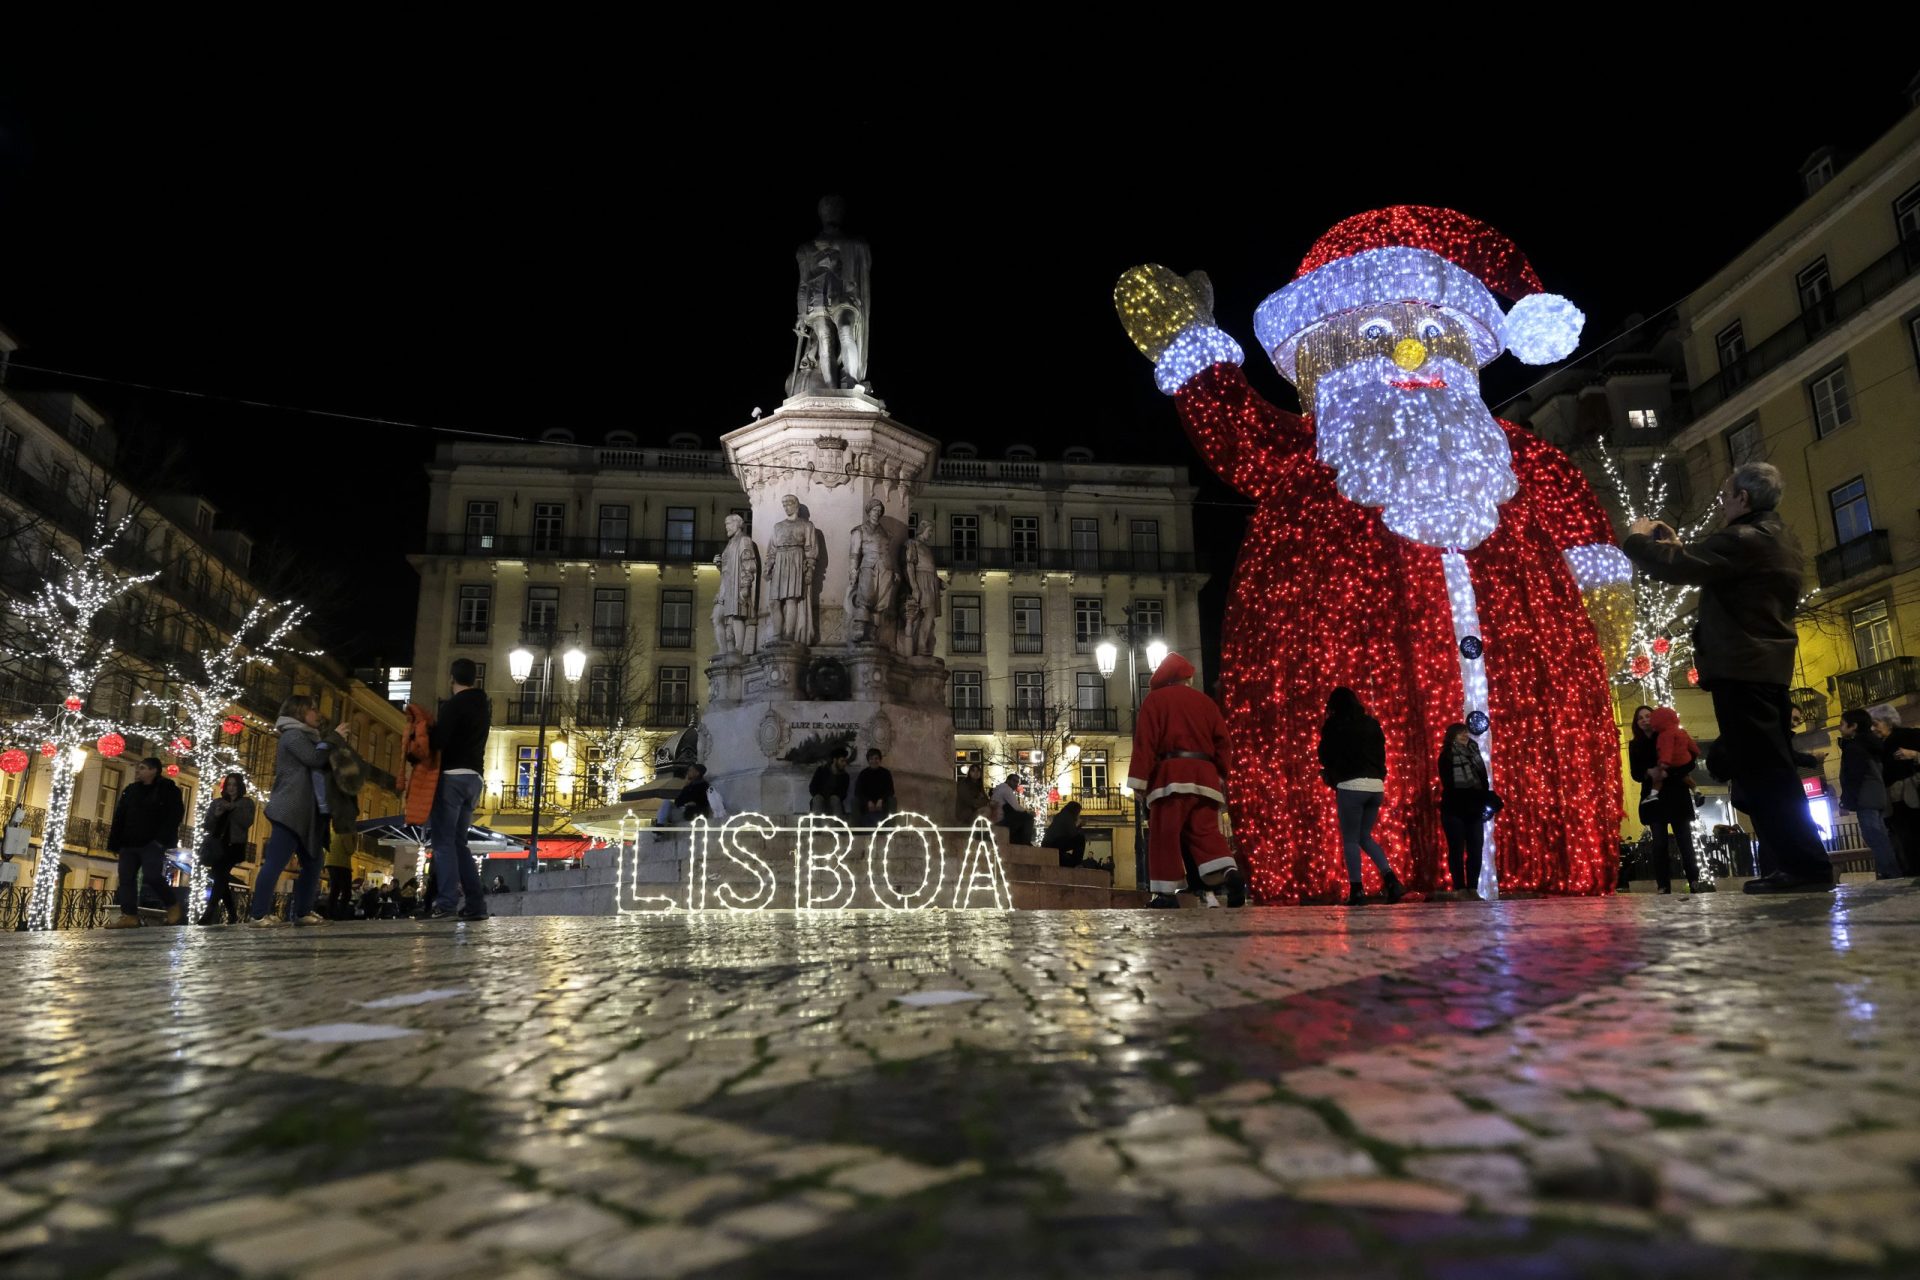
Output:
[2, 887, 1917, 1276]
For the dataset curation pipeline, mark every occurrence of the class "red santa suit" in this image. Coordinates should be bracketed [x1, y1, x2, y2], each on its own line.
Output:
[1117, 207, 1629, 904]
[1125, 653, 1235, 897]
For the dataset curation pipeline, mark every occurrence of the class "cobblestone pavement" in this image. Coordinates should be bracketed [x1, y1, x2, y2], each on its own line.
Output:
[3, 885, 1919, 1278]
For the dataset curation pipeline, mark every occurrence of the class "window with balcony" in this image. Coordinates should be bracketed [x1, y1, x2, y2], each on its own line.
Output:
[664, 506, 695, 559]
[532, 502, 564, 554]
[1012, 515, 1038, 567]
[655, 667, 691, 723]
[516, 745, 538, 799]
[457, 585, 491, 643]
[525, 586, 559, 633]
[465, 500, 498, 552]
[1131, 598, 1164, 639]
[1830, 477, 1871, 546]
[1715, 322, 1747, 386]
[598, 504, 629, 556]
[1074, 597, 1103, 651]
[593, 588, 627, 647]
[1074, 671, 1113, 731]
[1012, 671, 1047, 730]
[1130, 519, 1160, 569]
[950, 593, 982, 653]
[950, 514, 978, 568]
[1797, 258, 1835, 331]
[1070, 517, 1100, 571]
[1852, 600, 1896, 670]
[659, 589, 692, 648]
[951, 670, 987, 731]
[1079, 749, 1109, 796]
[1012, 595, 1043, 653]
[1898, 181, 1920, 243]
[1808, 365, 1854, 437]
[1626, 408, 1661, 432]
[586, 664, 621, 723]
[1803, 154, 1834, 196]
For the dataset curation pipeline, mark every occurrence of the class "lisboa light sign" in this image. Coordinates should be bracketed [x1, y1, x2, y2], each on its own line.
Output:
[614, 813, 1015, 913]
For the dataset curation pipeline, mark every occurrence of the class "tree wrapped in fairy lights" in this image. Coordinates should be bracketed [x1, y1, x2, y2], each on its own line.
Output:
[1589, 441, 1720, 708]
[138, 598, 313, 919]
[2, 502, 157, 930]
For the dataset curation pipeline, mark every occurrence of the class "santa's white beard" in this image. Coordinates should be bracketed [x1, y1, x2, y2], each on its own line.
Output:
[1311, 356, 1519, 550]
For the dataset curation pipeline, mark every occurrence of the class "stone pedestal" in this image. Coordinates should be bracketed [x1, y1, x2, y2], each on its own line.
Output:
[702, 392, 952, 821]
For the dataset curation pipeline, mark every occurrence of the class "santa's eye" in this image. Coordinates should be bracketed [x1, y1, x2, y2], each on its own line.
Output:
[1418, 319, 1446, 342]
[1359, 319, 1393, 342]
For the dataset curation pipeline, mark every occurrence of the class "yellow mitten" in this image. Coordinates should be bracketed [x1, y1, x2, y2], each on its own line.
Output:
[1114, 265, 1217, 362]
[1583, 580, 1635, 674]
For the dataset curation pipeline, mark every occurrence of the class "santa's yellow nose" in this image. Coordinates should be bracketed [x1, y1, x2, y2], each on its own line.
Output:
[1392, 338, 1428, 371]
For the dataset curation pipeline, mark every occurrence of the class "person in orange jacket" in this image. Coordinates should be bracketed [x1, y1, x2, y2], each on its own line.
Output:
[1126, 652, 1243, 908]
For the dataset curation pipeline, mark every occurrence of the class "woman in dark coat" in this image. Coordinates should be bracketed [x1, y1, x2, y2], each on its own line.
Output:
[1837, 709, 1898, 878]
[1436, 723, 1490, 898]
[200, 773, 255, 924]
[1628, 706, 1708, 894]
[1875, 716, 1920, 876]
[1317, 688, 1404, 905]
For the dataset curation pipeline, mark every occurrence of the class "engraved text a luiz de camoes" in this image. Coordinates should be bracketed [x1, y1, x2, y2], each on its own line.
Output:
[614, 814, 1014, 912]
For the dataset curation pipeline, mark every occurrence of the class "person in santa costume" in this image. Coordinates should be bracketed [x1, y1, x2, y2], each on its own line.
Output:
[1114, 206, 1631, 904]
[1126, 652, 1242, 908]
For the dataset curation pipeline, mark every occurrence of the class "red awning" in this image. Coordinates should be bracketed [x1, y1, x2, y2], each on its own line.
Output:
[475, 837, 599, 861]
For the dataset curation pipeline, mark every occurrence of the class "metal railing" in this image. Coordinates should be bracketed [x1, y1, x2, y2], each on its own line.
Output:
[926, 546, 1201, 574]
[643, 701, 696, 729]
[1684, 237, 1920, 420]
[1815, 530, 1893, 589]
[951, 705, 993, 732]
[1789, 686, 1829, 731]
[950, 631, 983, 654]
[1012, 633, 1043, 654]
[658, 628, 693, 649]
[1007, 705, 1057, 733]
[423, 534, 729, 564]
[591, 626, 629, 648]
[1835, 656, 1920, 710]
[455, 625, 490, 645]
[1070, 707, 1119, 732]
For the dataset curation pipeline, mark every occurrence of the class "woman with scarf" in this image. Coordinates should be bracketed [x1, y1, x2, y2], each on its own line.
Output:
[1436, 723, 1491, 899]
[1628, 706, 1709, 894]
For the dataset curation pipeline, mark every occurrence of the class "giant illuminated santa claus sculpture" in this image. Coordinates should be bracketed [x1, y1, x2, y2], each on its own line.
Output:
[1115, 207, 1631, 902]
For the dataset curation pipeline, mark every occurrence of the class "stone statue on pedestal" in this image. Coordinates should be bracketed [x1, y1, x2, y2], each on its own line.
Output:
[785, 196, 872, 397]
[902, 522, 943, 657]
[845, 498, 898, 645]
[712, 512, 760, 656]
[765, 495, 818, 645]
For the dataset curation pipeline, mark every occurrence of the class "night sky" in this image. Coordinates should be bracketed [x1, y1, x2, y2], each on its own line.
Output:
[3, 56, 1915, 668]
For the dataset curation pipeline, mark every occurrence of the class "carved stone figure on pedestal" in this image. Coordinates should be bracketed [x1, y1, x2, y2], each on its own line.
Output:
[712, 513, 760, 656]
[766, 495, 818, 645]
[785, 196, 872, 397]
[845, 498, 898, 645]
[902, 521, 943, 657]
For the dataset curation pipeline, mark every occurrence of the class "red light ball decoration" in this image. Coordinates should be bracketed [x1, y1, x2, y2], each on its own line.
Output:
[39, 742, 57, 758]
[1686, 667, 1700, 687]
[1650, 635, 1671, 657]
[1629, 654, 1653, 679]
[96, 733, 126, 758]
[0, 749, 27, 776]
[63, 696, 83, 712]
[164, 764, 180, 777]
[222, 717, 244, 736]
[170, 735, 192, 753]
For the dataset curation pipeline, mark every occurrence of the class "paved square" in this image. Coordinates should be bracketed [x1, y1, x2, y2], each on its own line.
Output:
[2, 887, 1917, 1277]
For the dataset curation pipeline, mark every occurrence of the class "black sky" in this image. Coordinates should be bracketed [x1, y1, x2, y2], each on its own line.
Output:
[2, 53, 1914, 667]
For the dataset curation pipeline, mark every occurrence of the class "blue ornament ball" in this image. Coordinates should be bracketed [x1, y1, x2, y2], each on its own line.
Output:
[1467, 711, 1490, 735]
[1459, 635, 1484, 660]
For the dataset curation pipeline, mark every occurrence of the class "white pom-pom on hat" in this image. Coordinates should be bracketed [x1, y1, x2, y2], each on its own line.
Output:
[1502, 292, 1584, 365]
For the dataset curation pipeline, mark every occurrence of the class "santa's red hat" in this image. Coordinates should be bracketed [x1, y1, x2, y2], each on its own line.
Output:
[1253, 206, 1584, 381]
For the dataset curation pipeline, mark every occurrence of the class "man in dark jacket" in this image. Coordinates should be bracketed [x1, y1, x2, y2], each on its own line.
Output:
[107, 757, 187, 928]
[1623, 462, 1831, 893]
[852, 748, 895, 827]
[809, 748, 851, 816]
[424, 658, 493, 919]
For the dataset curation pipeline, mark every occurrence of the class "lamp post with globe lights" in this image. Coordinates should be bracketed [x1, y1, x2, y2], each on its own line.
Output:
[507, 629, 586, 887]
[1096, 607, 1168, 888]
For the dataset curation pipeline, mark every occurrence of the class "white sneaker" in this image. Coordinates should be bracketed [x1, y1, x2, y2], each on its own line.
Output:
[247, 916, 282, 929]
[293, 913, 327, 926]
[1203, 892, 1222, 909]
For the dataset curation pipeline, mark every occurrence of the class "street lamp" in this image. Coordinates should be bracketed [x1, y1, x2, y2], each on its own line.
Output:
[1105, 607, 1167, 889]
[507, 630, 586, 886]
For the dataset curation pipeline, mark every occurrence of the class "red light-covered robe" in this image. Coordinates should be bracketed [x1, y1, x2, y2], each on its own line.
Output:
[1180, 363, 1621, 902]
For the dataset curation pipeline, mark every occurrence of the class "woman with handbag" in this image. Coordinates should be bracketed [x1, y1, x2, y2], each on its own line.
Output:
[1628, 706, 1710, 894]
[1436, 723, 1491, 899]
